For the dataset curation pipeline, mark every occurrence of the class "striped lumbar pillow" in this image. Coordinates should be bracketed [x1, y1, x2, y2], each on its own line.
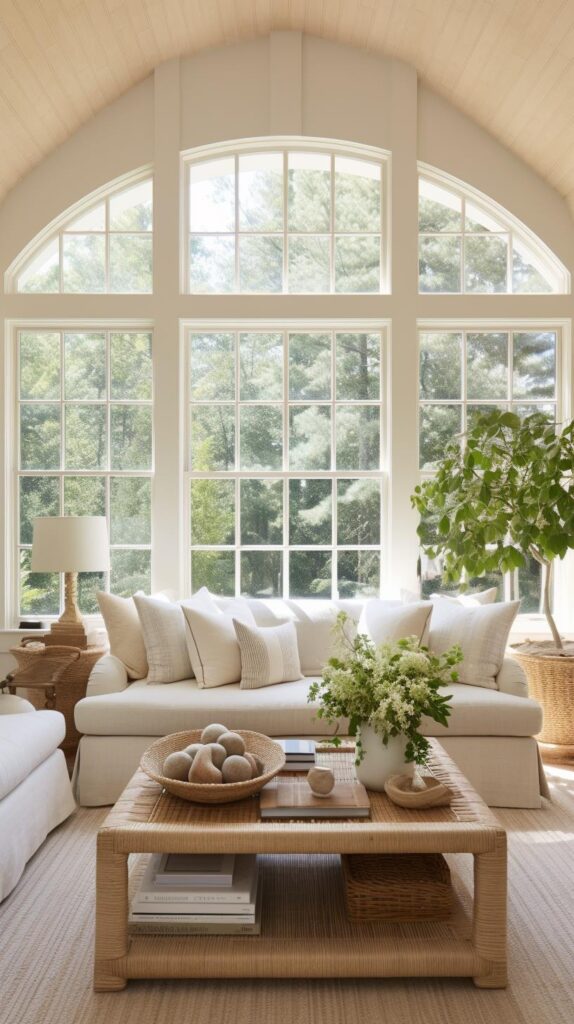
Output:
[233, 619, 302, 690]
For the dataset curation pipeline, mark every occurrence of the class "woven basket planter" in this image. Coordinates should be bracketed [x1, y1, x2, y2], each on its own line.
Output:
[341, 853, 453, 921]
[511, 649, 574, 747]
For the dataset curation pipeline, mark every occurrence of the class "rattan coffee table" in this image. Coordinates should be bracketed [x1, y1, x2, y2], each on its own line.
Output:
[94, 740, 507, 991]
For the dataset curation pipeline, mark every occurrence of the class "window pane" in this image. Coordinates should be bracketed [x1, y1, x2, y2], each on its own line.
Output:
[78, 572, 105, 614]
[64, 332, 106, 399]
[419, 332, 462, 400]
[239, 236, 283, 292]
[191, 480, 235, 545]
[336, 406, 379, 470]
[189, 157, 235, 232]
[466, 333, 508, 400]
[289, 333, 331, 400]
[465, 202, 503, 233]
[20, 405, 61, 470]
[290, 551, 331, 598]
[337, 479, 380, 545]
[289, 479, 332, 545]
[513, 403, 555, 422]
[288, 153, 330, 232]
[465, 235, 508, 292]
[512, 244, 553, 294]
[111, 550, 151, 596]
[241, 551, 282, 597]
[68, 203, 106, 232]
[20, 477, 59, 544]
[241, 479, 283, 544]
[65, 405, 107, 469]
[288, 236, 330, 292]
[240, 333, 283, 400]
[190, 235, 235, 293]
[240, 407, 282, 470]
[239, 153, 283, 232]
[20, 332, 60, 399]
[467, 403, 508, 431]
[338, 551, 380, 597]
[20, 549, 59, 615]
[513, 332, 556, 400]
[190, 333, 235, 401]
[111, 477, 151, 545]
[289, 406, 331, 470]
[18, 238, 60, 293]
[62, 234, 105, 292]
[337, 333, 380, 400]
[335, 156, 380, 232]
[419, 405, 461, 470]
[418, 179, 461, 232]
[191, 406, 235, 470]
[109, 234, 152, 293]
[516, 556, 542, 614]
[192, 551, 235, 595]
[419, 235, 461, 292]
[111, 332, 153, 400]
[109, 180, 153, 231]
[64, 476, 105, 517]
[334, 235, 380, 292]
[110, 406, 152, 470]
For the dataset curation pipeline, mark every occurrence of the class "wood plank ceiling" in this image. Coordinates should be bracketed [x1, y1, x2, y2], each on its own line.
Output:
[1, 0, 574, 214]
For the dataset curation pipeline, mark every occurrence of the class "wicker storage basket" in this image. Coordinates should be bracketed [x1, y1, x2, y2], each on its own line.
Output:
[511, 650, 574, 746]
[341, 853, 453, 921]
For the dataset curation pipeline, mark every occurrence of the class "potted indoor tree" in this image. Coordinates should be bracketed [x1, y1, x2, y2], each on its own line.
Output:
[411, 409, 574, 751]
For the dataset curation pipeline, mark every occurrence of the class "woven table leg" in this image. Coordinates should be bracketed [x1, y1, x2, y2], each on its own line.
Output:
[94, 832, 129, 991]
[472, 830, 507, 988]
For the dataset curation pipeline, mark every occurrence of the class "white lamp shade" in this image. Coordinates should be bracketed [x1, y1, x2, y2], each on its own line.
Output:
[31, 516, 110, 573]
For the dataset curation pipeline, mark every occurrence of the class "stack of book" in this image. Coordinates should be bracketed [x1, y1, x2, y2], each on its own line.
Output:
[129, 853, 260, 935]
[277, 738, 316, 771]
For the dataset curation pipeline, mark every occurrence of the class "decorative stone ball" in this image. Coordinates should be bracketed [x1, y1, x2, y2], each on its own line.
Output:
[307, 766, 335, 797]
[200, 723, 228, 744]
[162, 751, 193, 781]
[221, 754, 253, 783]
[218, 731, 246, 757]
[183, 742, 203, 762]
[188, 747, 222, 784]
[205, 742, 227, 769]
[243, 751, 261, 777]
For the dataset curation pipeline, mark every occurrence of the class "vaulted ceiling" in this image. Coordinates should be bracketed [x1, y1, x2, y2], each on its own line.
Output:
[1, 1, 574, 213]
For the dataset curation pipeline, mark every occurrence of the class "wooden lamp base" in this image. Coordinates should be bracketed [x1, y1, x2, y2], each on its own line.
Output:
[43, 571, 88, 650]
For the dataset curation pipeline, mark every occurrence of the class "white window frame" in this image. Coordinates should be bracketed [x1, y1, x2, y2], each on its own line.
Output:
[182, 318, 390, 600]
[181, 137, 390, 296]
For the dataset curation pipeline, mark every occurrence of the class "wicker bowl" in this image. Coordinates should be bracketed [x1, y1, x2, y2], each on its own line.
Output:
[140, 729, 286, 804]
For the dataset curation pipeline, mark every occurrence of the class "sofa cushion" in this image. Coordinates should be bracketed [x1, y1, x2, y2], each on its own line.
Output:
[234, 619, 302, 689]
[74, 677, 542, 740]
[97, 591, 148, 680]
[0, 710, 66, 800]
[358, 600, 432, 644]
[182, 600, 256, 687]
[429, 599, 520, 690]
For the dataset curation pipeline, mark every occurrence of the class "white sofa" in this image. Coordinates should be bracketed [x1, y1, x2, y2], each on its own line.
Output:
[0, 696, 76, 901]
[73, 598, 548, 810]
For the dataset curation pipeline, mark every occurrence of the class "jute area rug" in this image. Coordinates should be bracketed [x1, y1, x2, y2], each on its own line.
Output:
[1, 763, 573, 1024]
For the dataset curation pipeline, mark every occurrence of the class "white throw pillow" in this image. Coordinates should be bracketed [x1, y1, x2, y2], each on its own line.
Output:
[234, 619, 303, 689]
[359, 600, 433, 645]
[428, 599, 520, 690]
[431, 587, 498, 607]
[97, 591, 149, 680]
[182, 599, 256, 688]
[133, 592, 214, 684]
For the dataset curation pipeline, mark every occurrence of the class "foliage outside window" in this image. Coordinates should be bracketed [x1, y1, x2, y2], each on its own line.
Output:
[15, 179, 153, 294]
[18, 329, 153, 615]
[187, 149, 385, 293]
[418, 326, 559, 611]
[188, 327, 384, 598]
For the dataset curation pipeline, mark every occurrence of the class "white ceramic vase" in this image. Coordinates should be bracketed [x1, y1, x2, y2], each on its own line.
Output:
[354, 725, 414, 791]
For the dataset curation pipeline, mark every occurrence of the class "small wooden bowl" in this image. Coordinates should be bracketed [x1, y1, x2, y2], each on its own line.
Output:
[140, 729, 285, 804]
[384, 773, 453, 808]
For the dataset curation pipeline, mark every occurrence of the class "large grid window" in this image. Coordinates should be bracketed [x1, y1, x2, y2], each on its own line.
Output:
[186, 147, 386, 294]
[418, 326, 559, 611]
[187, 326, 385, 598]
[17, 328, 153, 615]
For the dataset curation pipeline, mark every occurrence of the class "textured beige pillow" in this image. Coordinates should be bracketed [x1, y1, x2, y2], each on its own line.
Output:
[429, 599, 520, 690]
[134, 593, 198, 684]
[97, 591, 148, 680]
[358, 600, 433, 645]
[431, 587, 499, 607]
[182, 599, 256, 688]
[234, 619, 303, 689]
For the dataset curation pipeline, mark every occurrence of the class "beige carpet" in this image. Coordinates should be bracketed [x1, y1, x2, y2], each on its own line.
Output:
[1, 764, 573, 1024]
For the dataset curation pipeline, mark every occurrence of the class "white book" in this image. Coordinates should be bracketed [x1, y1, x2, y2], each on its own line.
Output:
[278, 739, 316, 759]
[129, 896, 262, 936]
[155, 853, 235, 887]
[130, 908, 255, 924]
[132, 855, 258, 912]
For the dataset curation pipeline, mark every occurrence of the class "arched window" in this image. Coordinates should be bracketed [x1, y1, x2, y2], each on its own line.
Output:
[184, 141, 388, 294]
[8, 174, 153, 294]
[418, 167, 569, 294]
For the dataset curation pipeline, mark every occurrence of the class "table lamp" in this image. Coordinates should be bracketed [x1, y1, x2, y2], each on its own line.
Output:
[31, 516, 110, 649]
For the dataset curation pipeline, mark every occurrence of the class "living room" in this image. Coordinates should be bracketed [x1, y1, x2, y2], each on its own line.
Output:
[1, 5, 573, 1023]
